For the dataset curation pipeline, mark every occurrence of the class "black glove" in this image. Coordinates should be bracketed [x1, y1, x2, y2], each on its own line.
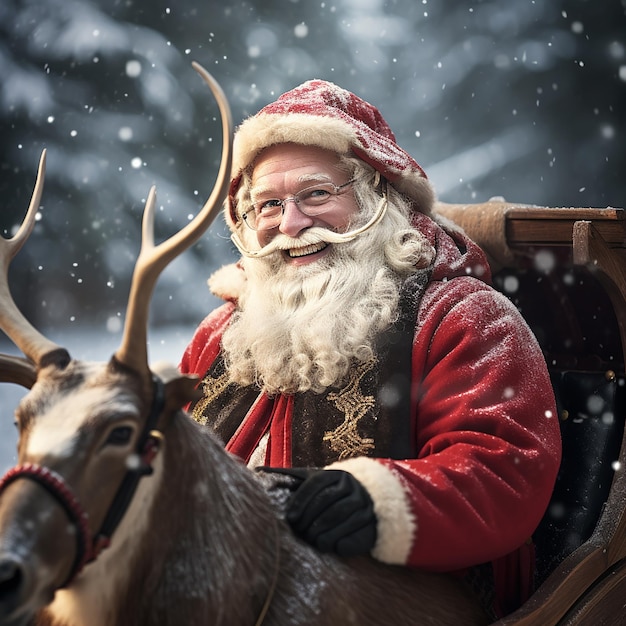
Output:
[258, 467, 377, 557]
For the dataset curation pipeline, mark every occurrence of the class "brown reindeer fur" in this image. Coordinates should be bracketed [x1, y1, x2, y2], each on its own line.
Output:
[33, 409, 488, 626]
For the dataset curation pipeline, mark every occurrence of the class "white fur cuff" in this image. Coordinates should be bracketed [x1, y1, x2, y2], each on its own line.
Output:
[326, 457, 416, 564]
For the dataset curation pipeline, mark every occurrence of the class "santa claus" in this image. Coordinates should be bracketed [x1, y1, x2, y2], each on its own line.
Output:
[180, 79, 561, 620]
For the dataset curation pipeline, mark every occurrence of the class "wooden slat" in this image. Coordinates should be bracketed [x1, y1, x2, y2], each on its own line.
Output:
[504, 207, 626, 247]
[505, 207, 624, 221]
[435, 203, 626, 261]
[507, 219, 626, 246]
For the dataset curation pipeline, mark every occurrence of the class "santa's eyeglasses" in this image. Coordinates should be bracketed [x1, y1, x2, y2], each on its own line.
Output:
[241, 178, 357, 231]
[230, 172, 388, 259]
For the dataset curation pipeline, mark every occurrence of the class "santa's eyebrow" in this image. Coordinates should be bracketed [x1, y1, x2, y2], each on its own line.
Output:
[297, 173, 334, 184]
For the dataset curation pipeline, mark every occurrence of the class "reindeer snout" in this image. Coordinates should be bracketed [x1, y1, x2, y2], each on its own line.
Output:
[0, 553, 33, 626]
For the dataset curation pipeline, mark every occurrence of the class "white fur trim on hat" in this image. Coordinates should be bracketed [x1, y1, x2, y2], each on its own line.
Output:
[232, 112, 356, 177]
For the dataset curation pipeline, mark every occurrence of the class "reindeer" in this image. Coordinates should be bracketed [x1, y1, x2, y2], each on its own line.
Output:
[0, 64, 488, 626]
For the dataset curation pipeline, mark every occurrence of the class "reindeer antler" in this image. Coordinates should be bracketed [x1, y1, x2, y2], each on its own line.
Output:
[0, 150, 69, 383]
[114, 63, 233, 375]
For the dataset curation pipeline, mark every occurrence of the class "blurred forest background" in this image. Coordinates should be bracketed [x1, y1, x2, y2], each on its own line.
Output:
[0, 0, 625, 463]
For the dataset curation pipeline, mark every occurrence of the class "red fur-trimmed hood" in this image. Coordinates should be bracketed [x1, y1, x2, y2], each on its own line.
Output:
[226, 79, 435, 230]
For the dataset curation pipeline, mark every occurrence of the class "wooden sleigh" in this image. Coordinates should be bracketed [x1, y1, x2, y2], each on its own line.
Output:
[436, 201, 626, 625]
[1, 59, 623, 620]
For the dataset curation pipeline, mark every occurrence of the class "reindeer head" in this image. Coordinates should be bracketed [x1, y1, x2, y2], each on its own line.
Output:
[0, 63, 232, 625]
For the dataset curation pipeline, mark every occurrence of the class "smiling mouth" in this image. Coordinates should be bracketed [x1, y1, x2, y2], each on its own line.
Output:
[287, 242, 329, 258]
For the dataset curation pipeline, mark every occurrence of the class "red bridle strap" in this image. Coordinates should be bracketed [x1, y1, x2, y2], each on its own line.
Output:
[0, 462, 92, 587]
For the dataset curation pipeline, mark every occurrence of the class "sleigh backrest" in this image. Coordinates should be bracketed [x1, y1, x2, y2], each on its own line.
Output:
[435, 201, 626, 625]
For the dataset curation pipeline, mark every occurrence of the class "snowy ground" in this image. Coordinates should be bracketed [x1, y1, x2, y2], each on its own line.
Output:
[0, 324, 196, 471]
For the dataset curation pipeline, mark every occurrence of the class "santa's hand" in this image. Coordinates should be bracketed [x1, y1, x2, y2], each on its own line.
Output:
[258, 467, 377, 557]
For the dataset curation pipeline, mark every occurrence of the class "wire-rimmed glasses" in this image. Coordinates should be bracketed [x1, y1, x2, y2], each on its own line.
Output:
[241, 178, 357, 231]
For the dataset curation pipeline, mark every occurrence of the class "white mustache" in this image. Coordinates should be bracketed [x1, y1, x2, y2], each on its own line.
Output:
[245, 228, 338, 259]
[230, 195, 388, 259]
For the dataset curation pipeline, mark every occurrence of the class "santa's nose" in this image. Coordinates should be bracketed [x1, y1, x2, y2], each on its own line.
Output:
[278, 199, 315, 237]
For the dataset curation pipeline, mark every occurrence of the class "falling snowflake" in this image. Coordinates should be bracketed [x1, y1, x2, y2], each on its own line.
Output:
[534, 250, 555, 273]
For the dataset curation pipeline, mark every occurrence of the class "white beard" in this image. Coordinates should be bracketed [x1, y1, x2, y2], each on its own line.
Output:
[221, 226, 404, 395]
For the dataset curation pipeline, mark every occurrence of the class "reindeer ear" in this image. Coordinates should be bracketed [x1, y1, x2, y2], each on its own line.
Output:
[156, 373, 202, 433]
[163, 374, 203, 408]
[150, 360, 202, 415]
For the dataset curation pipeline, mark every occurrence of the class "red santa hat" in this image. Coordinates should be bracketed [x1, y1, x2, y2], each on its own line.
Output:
[226, 79, 435, 228]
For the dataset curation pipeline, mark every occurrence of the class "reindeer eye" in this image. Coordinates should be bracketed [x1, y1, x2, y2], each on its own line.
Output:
[106, 426, 134, 446]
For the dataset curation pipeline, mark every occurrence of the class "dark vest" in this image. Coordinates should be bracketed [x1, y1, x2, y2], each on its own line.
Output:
[190, 269, 431, 465]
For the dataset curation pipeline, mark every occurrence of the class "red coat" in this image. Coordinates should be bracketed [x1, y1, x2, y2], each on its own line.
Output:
[180, 212, 562, 617]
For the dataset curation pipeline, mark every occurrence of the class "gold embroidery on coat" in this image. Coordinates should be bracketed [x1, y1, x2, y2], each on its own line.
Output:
[323, 359, 376, 459]
[191, 370, 231, 425]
